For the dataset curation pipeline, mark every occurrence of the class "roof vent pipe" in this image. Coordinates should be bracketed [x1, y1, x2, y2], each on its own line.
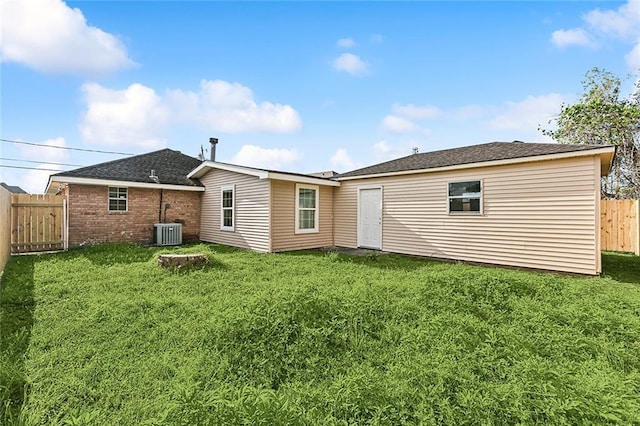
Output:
[209, 137, 218, 162]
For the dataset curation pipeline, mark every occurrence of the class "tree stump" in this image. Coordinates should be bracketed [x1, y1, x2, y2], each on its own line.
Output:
[157, 254, 208, 268]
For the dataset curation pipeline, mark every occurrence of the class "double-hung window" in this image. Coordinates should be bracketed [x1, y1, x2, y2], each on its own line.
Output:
[108, 187, 128, 212]
[221, 185, 235, 231]
[448, 180, 482, 214]
[295, 184, 318, 233]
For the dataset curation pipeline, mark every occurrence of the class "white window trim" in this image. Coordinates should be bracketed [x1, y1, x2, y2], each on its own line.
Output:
[220, 185, 235, 231]
[295, 183, 319, 234]
[108, 186, 128, 212]
[447, 179, 483, 215]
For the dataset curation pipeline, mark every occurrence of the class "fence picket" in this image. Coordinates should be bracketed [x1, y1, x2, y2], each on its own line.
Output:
[11, 194, 65, 253]
[600, 199, 639, 255]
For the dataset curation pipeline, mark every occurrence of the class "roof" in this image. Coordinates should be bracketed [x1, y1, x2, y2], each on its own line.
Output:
[0, 182, 28, 193]
[50, 149, 203, 188]
[337, 141, 616, 179]
[188, 161, 341, 187]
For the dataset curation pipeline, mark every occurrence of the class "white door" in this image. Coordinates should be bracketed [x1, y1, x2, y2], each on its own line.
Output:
[358, 187, 382, 249]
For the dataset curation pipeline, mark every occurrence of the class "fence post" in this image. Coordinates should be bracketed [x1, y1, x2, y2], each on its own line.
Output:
[635, 200, 640, 256]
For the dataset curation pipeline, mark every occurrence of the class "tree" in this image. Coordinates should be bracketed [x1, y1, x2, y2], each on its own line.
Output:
[541, 68, 640, 199]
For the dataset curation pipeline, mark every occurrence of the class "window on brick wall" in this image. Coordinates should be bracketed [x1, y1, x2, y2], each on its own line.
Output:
[108, 187, 128, 211]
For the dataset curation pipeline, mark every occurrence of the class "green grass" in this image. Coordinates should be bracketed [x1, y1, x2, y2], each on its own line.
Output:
[1, 243, 640, 425]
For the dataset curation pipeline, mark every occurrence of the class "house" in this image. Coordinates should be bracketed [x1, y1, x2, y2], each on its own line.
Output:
[0, 183, 28, 194]
[191, 141, 614, 275]
[46, 149, 204, 246]
[187, 162, 340, 253]
[331, 141, 615, 276]
[47, 141, 615, 275]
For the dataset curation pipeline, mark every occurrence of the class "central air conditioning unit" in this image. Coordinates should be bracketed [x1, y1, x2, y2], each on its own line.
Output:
[153, 223, 183, 246]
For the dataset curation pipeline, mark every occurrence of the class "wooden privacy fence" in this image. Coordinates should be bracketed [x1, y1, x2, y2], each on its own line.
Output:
[11, 194, 66, 254]
[600, 199, 639, 255]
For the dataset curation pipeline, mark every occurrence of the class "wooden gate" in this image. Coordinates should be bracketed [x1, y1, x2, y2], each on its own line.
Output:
[600, 199, 639, 255]
[11, 194, 66, 253]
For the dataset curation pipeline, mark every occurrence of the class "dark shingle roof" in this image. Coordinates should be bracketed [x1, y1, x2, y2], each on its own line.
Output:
[53, 149, 203, 187]
[337, 141, 612, 178]
[1, 182, 28, 193]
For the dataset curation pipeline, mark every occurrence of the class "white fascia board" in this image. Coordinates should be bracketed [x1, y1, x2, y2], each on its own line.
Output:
[188, 161, 268, 179]
[267, 172, 341, 187]
[187, 161, 340, 186]
[336, 147, 617, 181]
[47, 176, 205, 191]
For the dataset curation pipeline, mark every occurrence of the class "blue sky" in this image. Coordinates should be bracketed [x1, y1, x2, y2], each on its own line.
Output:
[1, 0, 638, 192]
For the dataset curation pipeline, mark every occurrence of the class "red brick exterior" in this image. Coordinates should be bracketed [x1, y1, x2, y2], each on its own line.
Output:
[66, 184, 201, 247]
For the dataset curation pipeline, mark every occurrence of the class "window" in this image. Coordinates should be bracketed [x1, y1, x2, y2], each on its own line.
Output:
[448, 180, 482, 214]
[108, 187, 127, 212]
[221, 185, 234, 231]
[295, 184, 318, 233]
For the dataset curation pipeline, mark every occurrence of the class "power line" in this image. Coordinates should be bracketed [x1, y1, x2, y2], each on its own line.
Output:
[0, 138, 134, 156]
[0, 164, 65, 172]
[0, 157, 83, 167]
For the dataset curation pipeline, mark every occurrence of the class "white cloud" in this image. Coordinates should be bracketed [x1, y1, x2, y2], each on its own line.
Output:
[551, 28, 593, 47]
[392, 103, 442, 120]
[18, 137, 69, 162]
[337, 38, 355, 48]
[231, 145, 301, 169]
[78, 79, 303, 148]
[370, 34, 383, 43]
[372, 140, 422, 162]
[17, 137, 68, 193]
[167, 80, 302, 133]
[625, 40, 640, 68]
[330, 148, 361, 171]
[584, 1, 640, 39]
[489, 94, 565, 135]
[586, 1, 640, 69]
[380, 115, 421, 133]
[453, 104, 494, 120]
[0, 0, 135, 75]
[379, 103, 440, 134]
[551, 0, 640, 70]
[79, 83, 169, 149]
[332, 53, 368, 76]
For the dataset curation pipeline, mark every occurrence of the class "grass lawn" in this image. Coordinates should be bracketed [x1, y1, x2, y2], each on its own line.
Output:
[1, 243, 640, 425]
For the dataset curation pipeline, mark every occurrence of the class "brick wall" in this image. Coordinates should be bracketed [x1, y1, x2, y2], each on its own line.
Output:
[67, 184, 201, 247]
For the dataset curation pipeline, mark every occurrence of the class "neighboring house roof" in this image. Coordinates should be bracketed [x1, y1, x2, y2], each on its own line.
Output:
[337, 141, 616, 179]
[188, 161, 341, 187]
[47, 149, 205, 193]
[309, 171, 338, 178]
[0, 182, 28, 194]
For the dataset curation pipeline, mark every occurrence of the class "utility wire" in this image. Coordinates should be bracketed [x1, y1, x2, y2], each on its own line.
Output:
[0, 164, 66, 172]
[0, 157, 83, 167]
[0, 138, 134, 156]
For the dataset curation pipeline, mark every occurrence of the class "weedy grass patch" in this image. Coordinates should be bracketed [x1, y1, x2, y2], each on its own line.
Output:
[1, 243, 639, 425]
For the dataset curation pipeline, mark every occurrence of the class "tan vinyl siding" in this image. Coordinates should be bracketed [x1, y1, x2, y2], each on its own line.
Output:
[334, 156, 600, 275]
[199, 169, 270, 252]
[270, 180, 333, 252]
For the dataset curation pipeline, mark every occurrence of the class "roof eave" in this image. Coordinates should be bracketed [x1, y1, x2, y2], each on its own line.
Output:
[46, 176, 205, 194]
[266, 171, 340, 187]
[336, 146, 617, 181]
[188, 161, 268, 179]
[188, 161, 341, 186]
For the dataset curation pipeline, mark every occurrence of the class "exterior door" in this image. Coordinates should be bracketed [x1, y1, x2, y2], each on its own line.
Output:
[358, 187, 382, 249]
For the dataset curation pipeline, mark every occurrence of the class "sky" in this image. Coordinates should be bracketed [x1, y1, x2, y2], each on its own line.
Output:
[1, 0, 639, 193]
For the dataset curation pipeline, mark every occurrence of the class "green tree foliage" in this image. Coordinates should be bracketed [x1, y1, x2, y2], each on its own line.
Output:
[541, 68, 640, 199]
